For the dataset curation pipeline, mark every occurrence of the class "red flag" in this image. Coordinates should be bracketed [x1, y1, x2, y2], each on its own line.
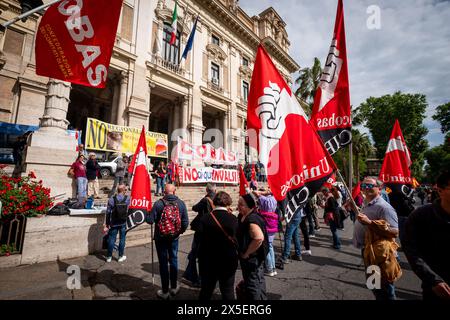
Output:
[247, 44, 335, 222]
[126, 127, 152, 231]
[239, 165, 249, 196]
[379, 120, 412, 194]
[310, 0, 351, 155]
[35, 0, 123, 88]
[352, 181, 361, 200]
[251, 164, 256, 181]
[323, 173, 336, 189]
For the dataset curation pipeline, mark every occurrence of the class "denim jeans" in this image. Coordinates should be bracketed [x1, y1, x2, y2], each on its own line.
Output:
[306, 211, 315, 235]
[183, 232, 200, 283]
[76, 177, 88, 198]
[282, 215, 302, 260]
[155, 237, 179, 293]
[265, 233, 276, 272]
[107, 224, 126, 257]
[156, 176, 165, 194]
[329, 219, 341, 249]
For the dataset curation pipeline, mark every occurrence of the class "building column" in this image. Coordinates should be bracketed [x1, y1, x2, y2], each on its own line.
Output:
[116, 71, 128, 126]
[110, 76, 120, 124]
[222, 111, 229, 149]
[23, 79, 78, 197]
[181, 95, 189, 135]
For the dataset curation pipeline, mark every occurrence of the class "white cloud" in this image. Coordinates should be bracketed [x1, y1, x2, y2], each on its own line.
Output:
[239, 0, 450, 147]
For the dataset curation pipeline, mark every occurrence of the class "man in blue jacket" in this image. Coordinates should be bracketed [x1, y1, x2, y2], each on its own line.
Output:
[147, 184, 189, 299]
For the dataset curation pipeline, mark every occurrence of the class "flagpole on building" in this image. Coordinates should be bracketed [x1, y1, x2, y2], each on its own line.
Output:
[1, 0, 64, 30]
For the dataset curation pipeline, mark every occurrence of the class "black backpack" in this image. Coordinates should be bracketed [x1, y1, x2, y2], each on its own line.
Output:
[112, 196, 128, 223]
[48, 203, 70, 215]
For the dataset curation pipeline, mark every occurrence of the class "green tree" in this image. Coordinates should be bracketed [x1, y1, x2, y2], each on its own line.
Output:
[354, 91, 429, 179]
[295, 57, 322, 116]
[432, 102, 450, 133]
[351, 129, 374, 181]
[424, 133, 450, 183]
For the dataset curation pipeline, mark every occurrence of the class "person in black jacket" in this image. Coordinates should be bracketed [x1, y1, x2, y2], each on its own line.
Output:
[86, 153, 101, 199]
[321, 187, 341, 250]
[182, 183, 216, 287]
[237, 194, 268, 300]
[403, 171, 450, 301]
[146, 184, 189, 299]
[198, 191, 238, 300]
[389, 189, 414, 245]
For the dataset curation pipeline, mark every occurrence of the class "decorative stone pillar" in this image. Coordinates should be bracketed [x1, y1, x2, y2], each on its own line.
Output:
[23, 79, 78, 197]
[116, 71, 128, 126]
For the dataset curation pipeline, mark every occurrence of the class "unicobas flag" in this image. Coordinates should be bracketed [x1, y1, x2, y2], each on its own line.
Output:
[247, 44, 335, 223]
[379, 119, 413, 196]
[310, 0, 351, 156]
[126, 126, 152, 232]
[35, 0, 123, 88]
[239, 164, 249, 196]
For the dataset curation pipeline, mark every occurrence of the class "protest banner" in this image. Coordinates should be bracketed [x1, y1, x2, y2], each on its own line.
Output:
[85, 118, 167, 158]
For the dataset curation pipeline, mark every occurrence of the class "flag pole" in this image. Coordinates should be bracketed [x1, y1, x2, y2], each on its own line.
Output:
[335, 169, 359, 213]
[1, 0, 64, 30]
[151, 223, 154, 285]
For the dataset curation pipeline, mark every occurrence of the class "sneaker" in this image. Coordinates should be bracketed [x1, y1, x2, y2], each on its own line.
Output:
[156, 290, 170, 300]
[264, 271, 275, 277]
[170, 286, 180, 296]
[333, 245, 341, 250]
[309, 234, 316, 238]
[282, 258, 291, 264]
[273, 270, 277, 276]
[291, 254, 303, 261]
[118, 256, 127, 262]
[303, 250, 312, 256]
[106, 257, 112, 263]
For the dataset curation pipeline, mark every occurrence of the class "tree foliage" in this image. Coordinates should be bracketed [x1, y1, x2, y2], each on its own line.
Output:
[354, 92, 429, 179]
[432, 102, 450, 134]
[424, 133, 450, 183]
[295, 57, 322, 116]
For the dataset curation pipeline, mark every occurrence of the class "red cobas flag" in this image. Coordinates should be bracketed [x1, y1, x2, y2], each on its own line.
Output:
[35, 0, 123, 88]
[247, 45, 335, 222]
[379, 120, 412, 194]
[126, 127, 152, 232]
[310, 0, 351, 155]
[352, 181, 361, 200]
[239, 165, 249, 196]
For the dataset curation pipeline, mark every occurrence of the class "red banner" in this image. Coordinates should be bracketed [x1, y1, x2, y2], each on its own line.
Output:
[379, 120, 412, 192]
[247, 44, 335, 222]
[310, 0, 351, 155]
[126, 126, 152, 232]
[176, 138, 238, 165]
[239, 164, 249, 196]
[35, 0, 123, 88]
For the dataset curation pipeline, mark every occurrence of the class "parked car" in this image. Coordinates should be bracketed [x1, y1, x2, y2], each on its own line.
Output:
[98, 156, 120, 178]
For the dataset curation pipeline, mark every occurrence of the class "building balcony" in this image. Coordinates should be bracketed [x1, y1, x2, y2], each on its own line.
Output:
[150, 54, 185, 77]
[207, 79, 224, 94]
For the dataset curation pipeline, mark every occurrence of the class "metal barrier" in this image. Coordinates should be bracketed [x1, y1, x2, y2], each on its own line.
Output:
[0, 214, 27, 256]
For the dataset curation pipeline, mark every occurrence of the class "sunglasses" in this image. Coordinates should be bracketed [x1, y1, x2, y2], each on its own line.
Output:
[361, 183, 376, 190]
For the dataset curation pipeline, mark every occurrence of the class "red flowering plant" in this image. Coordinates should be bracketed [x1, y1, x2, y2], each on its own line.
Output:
[0, 168, 53, 222]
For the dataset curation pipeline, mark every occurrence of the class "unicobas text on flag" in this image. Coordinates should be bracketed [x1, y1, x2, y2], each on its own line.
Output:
[280, 156, 332, 197]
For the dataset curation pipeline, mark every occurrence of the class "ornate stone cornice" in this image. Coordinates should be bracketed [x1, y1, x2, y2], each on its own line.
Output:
[206, 43, 227, 63]
[155, 2, 190, 36]
[194, 0, 299, 73]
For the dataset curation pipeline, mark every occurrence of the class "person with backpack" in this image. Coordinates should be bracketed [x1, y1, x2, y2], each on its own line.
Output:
[236, 194, 269, 300]
[197, 191, 238, 300]
[182, 183, 216, 288]
[104, 184, 130, 263]
[146, 184, 189, 299]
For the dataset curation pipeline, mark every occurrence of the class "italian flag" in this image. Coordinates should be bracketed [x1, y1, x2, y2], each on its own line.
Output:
[169, 2, 178, 45]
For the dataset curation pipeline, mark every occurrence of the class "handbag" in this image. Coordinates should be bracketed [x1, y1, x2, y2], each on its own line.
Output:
[67, 167, 75, 177]
[324, 212, 334, 225]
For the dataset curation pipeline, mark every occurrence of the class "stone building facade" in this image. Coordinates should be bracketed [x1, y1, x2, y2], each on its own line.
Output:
[0, 0, 299, 195]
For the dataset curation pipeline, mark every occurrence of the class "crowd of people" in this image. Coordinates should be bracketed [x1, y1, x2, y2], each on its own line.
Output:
[100, 169, 450, 301]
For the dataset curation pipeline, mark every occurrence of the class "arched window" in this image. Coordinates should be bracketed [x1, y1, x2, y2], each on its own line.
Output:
[162, 22, 181, 65]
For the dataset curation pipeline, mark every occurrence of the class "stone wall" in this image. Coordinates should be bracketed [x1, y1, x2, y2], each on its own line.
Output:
[0, 214, 193, 268]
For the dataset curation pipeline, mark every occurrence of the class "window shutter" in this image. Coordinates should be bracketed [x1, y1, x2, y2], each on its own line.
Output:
[121, 4, 134, 42]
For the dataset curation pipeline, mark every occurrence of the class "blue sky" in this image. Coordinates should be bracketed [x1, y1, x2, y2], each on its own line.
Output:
[239, 0, 449, 147]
